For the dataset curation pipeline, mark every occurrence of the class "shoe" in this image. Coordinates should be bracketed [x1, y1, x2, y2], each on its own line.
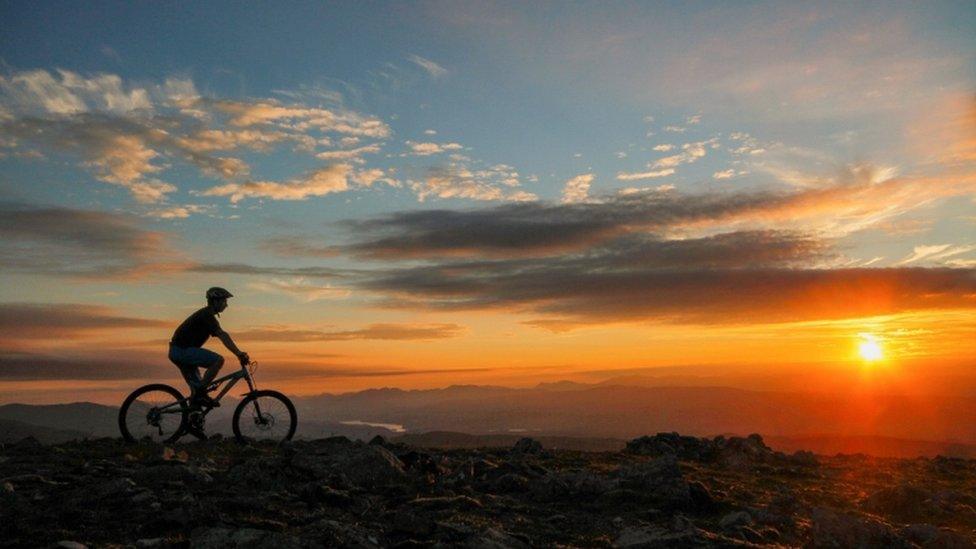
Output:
[186, 425, 207, 440]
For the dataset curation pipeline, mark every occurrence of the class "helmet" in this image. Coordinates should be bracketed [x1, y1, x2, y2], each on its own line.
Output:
[206, 287, 233, 301]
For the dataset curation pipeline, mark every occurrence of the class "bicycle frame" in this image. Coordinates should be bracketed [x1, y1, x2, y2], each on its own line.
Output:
[154, 364, 258, 416]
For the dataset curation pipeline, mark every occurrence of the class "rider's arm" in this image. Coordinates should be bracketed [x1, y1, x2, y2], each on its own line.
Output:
[216, 330, 248, 364]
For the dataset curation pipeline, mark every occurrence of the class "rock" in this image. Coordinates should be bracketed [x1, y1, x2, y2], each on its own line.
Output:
[862, 484, 938, 522]
[900, 524, 973, 549]
[298, 518, 381, 548]
[2, 481, 13, 493]
[511, 437, 544, 455]
[369, 435, 387, 446]
[409, 494, 483, 511]
[719, 510, 753, 530]
[491, 472, 529, 493]
[811, 507, 911, 548]
[13, 437, 42, 451]
[614, 455, 691, 508]
[298, 483, 354, 508]
[391, 509, 436, 536]
[135, 539, 164, 548]
[225, 455, 292, 491]
[789, 450, 819, 467]
[190, 527, 314, 549]
[625, 432, 717, 460]
[161, 446, 189, 462]
[55, 542, 87, 549]
[687, 481, 717, 512]
[463, 527, 529, 549]
[614, 526, 662, 547]
[132, 464, 213, 485]
[290, 443, 407, 488]
[91, 477, 137, 500]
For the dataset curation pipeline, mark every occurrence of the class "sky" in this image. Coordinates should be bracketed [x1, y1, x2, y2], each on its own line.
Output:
[1, 1, 974, 404]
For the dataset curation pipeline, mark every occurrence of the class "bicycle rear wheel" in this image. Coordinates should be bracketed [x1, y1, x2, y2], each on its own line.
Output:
[232, 390, 297, 443]
[118, 384, 188, 443]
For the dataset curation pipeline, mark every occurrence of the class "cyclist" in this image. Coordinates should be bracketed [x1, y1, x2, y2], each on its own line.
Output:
[169, 287, 250, 410]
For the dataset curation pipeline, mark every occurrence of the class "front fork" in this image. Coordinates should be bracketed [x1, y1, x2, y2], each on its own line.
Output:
[243, 368, 264, 420]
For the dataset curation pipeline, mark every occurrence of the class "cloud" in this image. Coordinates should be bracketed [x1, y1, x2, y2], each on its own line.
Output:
[248, 277, 351, 301]
[713, 169, 736, 179]
[651, 140, 710, 169]
[0, 202, 183, 278]
[211, 98, 391, 137]
[0, 352, 170, 380]
[616, 169, 674, 181]
[315, 143, 381, 162]
[189, 263, 349, 279]
[0, 69, 396, 203]
[340, 170, 976, 261]
[358, 240, 976, 326]
[0, 113, 250, 202]
[0, 69, 152, 115]
[238, 323, 464, 342]
[260, 236, 342, 258]
[202, 164, 352, 203]
[896, 244, 976, 266]
[409, 163, 536, 202]
[652, 144, 674, 152]
[0, 303, 166, 341]
[561, 173, 594, 203]
[146, 204, 211, 219]
[404, 140, 464, 156]
[407, 54, 448, 78]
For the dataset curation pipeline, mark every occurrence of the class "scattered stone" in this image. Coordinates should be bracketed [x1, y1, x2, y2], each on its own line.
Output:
[161, 446, 189, 462]
[719, 510, 753, 530]
[190, 527, 314, 549]
[811, 507, 911, 548]
[511, 437, 544, 455]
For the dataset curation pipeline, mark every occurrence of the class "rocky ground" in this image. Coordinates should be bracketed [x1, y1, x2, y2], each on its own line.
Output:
[1, 433, 975, 548]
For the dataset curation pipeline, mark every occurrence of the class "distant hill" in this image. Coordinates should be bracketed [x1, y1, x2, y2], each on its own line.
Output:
[393, 431, 626, 452]
[295, 383, 976, 443]
[0, 402, 119, 438]
[5, 380, 976, 458]
[0, 418, 89, 444]
[764, 434, 976, 459]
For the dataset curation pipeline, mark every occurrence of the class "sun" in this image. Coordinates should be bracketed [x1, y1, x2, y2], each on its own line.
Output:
[858, 334, 884, 362]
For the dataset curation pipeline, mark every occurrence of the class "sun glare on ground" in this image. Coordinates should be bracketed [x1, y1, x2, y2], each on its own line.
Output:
[858, 334, 884, 362]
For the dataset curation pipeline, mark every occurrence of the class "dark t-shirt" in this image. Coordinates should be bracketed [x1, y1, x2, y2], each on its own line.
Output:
[171, 307, 222, 348]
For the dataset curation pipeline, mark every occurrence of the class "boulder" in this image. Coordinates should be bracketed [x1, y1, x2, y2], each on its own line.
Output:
[614, 455, 691, 508]
[811, 507, 911, 548]
[190, 527, 314, 549]
[511, 438, 544, 456]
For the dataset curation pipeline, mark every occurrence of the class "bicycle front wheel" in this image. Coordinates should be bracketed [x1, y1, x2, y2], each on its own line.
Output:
[118, 383, 188, 443]
[232, 390, 297, 443]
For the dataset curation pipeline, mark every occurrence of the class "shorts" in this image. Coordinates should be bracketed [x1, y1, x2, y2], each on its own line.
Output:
[168, 343, 222, 390]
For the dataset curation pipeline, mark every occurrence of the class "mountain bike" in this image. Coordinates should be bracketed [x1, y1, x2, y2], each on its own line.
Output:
[118, 360, 297, 443]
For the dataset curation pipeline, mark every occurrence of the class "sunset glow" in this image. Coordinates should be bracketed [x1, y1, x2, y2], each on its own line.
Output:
[0, 2, 974, 407]
[858, 335, 884, 362]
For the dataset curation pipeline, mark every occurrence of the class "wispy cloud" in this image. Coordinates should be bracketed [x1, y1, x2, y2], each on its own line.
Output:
[0, 202, 184, 278]
[404, 140, 464, 156]
[239, 323, 464, 342]
[0, 302, 166, 341]
[407, 54, 448, 78]
[248, 277, 351, 301]
[616, 168, 674, 181]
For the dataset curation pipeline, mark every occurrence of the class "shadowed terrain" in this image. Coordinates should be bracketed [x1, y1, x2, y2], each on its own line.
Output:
[2, 433, 974, 547]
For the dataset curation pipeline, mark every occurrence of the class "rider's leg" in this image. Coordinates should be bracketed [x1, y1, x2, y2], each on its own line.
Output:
[197, 355, 224, 395]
